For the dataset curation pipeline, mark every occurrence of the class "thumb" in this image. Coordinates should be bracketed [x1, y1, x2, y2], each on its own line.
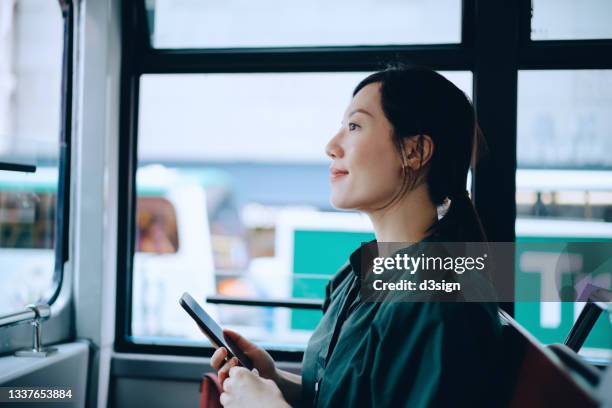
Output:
[223, 329, 256, 352]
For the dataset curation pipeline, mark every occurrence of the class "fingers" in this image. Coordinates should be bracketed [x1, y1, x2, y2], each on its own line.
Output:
[223, 329, 256, 352]
[218, 357, 239, 384]
[220, 368, 266, 407]
[228, 365, 249, 379]
[219, 392, 230, 407]
[211, 347, 228, 370]
[223, 376, 234, 393]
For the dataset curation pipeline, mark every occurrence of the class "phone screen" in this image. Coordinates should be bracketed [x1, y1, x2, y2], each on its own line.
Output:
[179, 292, 253, 370]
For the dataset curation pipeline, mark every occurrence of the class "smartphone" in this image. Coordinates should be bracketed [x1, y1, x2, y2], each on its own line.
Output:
[179, 292, 253, 370]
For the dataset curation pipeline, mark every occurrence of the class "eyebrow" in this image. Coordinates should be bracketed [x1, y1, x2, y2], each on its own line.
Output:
[349, 108, 373, 118]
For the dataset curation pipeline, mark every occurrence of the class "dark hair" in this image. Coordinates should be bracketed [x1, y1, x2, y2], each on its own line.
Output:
[353, 64, 487, 242]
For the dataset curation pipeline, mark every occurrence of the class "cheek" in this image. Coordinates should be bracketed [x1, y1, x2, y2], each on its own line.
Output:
[332, 137, 404, 208]
[351, 137, 402, 183]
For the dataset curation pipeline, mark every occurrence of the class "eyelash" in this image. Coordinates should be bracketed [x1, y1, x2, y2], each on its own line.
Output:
[348, 122, 360, 131]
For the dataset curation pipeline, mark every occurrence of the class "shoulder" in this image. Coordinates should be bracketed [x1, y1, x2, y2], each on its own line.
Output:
[373, 301, 501, 337]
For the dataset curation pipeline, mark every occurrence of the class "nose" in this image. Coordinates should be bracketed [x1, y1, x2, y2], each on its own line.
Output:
[325, 129, 344, 159]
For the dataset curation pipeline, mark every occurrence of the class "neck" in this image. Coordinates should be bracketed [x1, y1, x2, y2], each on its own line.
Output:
[365, 184, 438, 243]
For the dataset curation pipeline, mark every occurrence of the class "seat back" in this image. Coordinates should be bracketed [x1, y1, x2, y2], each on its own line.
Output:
[499, 310, 600, 408]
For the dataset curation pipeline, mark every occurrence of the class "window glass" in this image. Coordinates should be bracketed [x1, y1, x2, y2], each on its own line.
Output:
[145, 0, 462, 49]
[516, 70, 612, 358]
[137, 197, 180, 254]
[0, 191, 55, 250]
[518, 70, 612, 169]
[133, 71, 473, 348]
[532, 0, 612, 40]
[0, 1, 63, 315]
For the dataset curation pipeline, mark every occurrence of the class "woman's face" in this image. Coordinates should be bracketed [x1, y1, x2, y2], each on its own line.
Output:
[325, 82, 404, 211]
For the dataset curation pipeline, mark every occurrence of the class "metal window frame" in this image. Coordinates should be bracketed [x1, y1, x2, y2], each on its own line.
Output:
[49, 0, 74, 306]
[0, 0, 74, 354]
[115, 0, 612, 359]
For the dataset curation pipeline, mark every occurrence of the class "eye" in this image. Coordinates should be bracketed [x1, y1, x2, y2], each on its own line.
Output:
[348, 122, 360, 131]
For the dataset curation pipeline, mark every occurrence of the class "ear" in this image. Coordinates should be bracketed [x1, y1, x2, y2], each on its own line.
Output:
[401, 134, 434, 170]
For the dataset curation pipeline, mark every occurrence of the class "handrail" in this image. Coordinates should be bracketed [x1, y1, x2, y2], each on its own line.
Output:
[566, 285, 612, 352]
[0, 304, 50, 328]
[0, 309, 37, 328]
[0, 304, 56, 357]
[0, 161, 36, 173]
[206, 295, 323, 310]
[548, 343, 601, 387]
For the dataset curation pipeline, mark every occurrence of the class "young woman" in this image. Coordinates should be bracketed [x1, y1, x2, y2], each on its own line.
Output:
[211, 65, 503, 407]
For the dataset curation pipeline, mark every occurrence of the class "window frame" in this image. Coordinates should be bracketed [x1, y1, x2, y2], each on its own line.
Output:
[115, 0, 612, 359]
[0, 0, 74, 354]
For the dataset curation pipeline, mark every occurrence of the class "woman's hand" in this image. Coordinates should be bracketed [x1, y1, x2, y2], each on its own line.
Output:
[210, 329, 278, 384]
[220, 367, 290, 408]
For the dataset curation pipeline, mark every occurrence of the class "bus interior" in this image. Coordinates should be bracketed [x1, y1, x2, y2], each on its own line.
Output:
[1, 0, 612, 407]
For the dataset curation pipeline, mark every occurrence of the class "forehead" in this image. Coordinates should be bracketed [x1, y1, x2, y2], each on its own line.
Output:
[345, 82, 382, 117]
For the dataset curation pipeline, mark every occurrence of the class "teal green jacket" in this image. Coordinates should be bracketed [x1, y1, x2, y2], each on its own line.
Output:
[300, 240, 503, 407]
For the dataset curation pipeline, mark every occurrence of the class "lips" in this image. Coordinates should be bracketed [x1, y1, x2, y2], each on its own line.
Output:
[330, 166, 349, 181]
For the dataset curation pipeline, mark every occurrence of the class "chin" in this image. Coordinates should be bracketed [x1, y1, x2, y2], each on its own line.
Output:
[329, 195, 350, 210]
[331, 189, 393, 212]
[329, 192, 361, 210]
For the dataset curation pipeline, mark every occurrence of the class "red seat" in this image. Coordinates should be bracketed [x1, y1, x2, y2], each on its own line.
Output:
[499, 310, 600, 408]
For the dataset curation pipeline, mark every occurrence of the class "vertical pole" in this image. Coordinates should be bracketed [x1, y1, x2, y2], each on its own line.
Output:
[33, 320, 42, 351]
[472, 0, 521, 314]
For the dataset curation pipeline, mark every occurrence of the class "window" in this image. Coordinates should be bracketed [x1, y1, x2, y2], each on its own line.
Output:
[516, 70, 612, 359]
[532, 0, 612, 40]
[0, 0, 66, 317]
[120, 0, 612, 359]
[517, 71, 612, 169]
[145, 0, 462, 49]
[136, 196, 180, 254]
[0, 190, 55, 250]
[0, 171, 59, 315]
[132, 71, 472, 347]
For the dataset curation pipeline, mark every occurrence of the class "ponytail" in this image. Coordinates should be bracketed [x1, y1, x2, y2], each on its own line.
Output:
[431, 190, 487, 242]
[354, 65, 487, 243]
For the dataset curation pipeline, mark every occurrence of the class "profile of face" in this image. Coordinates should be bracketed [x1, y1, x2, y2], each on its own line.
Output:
[325, 82, 404, 212]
